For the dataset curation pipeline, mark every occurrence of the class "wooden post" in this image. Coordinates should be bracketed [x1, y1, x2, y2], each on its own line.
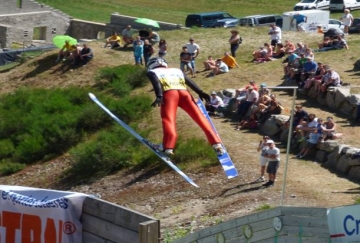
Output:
[139, 220, 160, 243]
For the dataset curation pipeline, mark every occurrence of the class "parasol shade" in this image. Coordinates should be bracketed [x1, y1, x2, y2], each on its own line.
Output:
[134, 18, 160, 28]
[52, 35, 77, 49]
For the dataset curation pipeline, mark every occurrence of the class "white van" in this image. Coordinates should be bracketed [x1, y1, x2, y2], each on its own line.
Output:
[329, 0, 360, 12]
[282, 10, 329, 32]
[294, 0, 330, 11]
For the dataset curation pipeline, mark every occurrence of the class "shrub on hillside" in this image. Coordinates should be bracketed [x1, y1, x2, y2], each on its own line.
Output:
[68, 126, 152, 179]
[95, 65, 148, 96]
[0, 88, 94, 164]
[0, 160, 26, 175]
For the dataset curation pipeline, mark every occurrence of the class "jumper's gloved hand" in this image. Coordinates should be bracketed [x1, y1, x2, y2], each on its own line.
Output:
[151, 96, 163, 107]
[198, 91, 210, 102]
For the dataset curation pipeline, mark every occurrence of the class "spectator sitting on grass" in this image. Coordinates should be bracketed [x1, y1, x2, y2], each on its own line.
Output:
[272, 43, 286, 59]
[252, 45, 267, 62]
[76, 43, 93, 66]
[203, 56, 216, 71]
[318, 36, 333, 49]
[316, 35, 349, 52]
[103, 32, 121, 49]
[210, 59, 229, 76]
[122, 25, 135, 48]
[221, 52, 239, 68]
[284, 40, 296, 54]
[296, 127, 322, 159]
[55, 40, 76, 63]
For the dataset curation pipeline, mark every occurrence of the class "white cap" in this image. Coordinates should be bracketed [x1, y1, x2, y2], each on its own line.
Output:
[266, 140, 274, 144]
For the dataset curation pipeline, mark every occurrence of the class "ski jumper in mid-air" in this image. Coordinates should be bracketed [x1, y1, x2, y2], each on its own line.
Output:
[146, 57, 224, 156]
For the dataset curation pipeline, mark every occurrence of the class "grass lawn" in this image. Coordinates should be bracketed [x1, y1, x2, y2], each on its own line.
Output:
[35, 0, 348, 24]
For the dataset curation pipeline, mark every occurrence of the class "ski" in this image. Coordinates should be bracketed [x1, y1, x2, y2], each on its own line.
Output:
[88, 93, 199, 188]
[196, 99, 239, 179]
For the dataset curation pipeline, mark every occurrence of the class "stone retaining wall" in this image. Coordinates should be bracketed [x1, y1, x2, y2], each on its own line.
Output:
[217, 83, 360, 181]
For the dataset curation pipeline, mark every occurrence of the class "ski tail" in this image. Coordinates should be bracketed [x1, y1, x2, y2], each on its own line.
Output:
[196, 98, 239, 179]
[89, 93, 199, 188]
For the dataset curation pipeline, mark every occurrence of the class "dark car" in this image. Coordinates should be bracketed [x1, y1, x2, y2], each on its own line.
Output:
[210, 18, 239, 28]
[349, 18, 360, 34]
[185, 12, 237, 28]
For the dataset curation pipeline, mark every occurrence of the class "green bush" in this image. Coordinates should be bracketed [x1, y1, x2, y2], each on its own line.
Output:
[0, 160, 26, 176]
[95, 65, 148, 95]
[68, 126, 152, 180]
[0, 87, 93, 164]
[0, 139, 15, 159]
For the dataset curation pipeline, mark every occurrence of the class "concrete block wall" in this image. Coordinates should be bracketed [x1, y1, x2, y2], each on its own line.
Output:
[105, 12, 183, 37]
[0, 11, 70, 47]
[69, 19, 106, 40]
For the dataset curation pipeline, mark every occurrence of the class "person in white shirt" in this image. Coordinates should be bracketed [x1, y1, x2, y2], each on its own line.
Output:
[185, 38, 200, 71]
[268, 23, 281, 50]
[122, 25, 135, 48]
[205, 91, 224, 115]
[237, 86, 259, 119]
[211, 59, 229, 75]
[340, 9, 354, 34]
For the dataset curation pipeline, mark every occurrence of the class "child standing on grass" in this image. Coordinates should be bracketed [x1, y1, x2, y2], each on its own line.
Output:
[134, 39, 144, 65]
[296, 127, 322, 159]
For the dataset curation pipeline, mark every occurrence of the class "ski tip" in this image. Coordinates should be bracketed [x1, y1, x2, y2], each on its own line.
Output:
[88, 93, 96, 99]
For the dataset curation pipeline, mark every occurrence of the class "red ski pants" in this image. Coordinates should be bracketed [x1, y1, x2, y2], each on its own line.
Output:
[161, 90, 220, 150]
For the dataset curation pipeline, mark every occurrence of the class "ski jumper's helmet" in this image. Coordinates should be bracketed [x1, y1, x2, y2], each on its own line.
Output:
[147, 57, 168, 70]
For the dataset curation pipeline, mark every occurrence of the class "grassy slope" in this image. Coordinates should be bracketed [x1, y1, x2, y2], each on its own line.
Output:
[35, 0, 347, 24]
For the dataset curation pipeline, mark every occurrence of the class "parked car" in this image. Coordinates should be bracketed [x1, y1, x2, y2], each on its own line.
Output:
[349, 18, 360, 33]
[327, 19, 344, 31]
[239, 15, 283, 28]
[185, 12, 237, 28]
[329, 0, 360, 12]
[210, 18, 239, 28]
[294, 0, 330, 10]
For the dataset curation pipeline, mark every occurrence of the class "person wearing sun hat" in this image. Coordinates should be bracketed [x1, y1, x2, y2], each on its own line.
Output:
[262, 139, 280, 187]
[229, 29, 241, 57]
[205, 91, 224, 115]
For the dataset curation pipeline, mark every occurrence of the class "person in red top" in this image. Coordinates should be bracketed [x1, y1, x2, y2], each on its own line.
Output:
[146, 57, 224, 156]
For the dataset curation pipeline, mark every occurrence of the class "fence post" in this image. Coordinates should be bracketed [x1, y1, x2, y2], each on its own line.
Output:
[139, 220, 160, 243]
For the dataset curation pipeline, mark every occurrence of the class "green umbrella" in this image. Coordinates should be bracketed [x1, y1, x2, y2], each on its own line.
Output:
[134, 18, 160, 28]
[52, 35, 77, 49]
